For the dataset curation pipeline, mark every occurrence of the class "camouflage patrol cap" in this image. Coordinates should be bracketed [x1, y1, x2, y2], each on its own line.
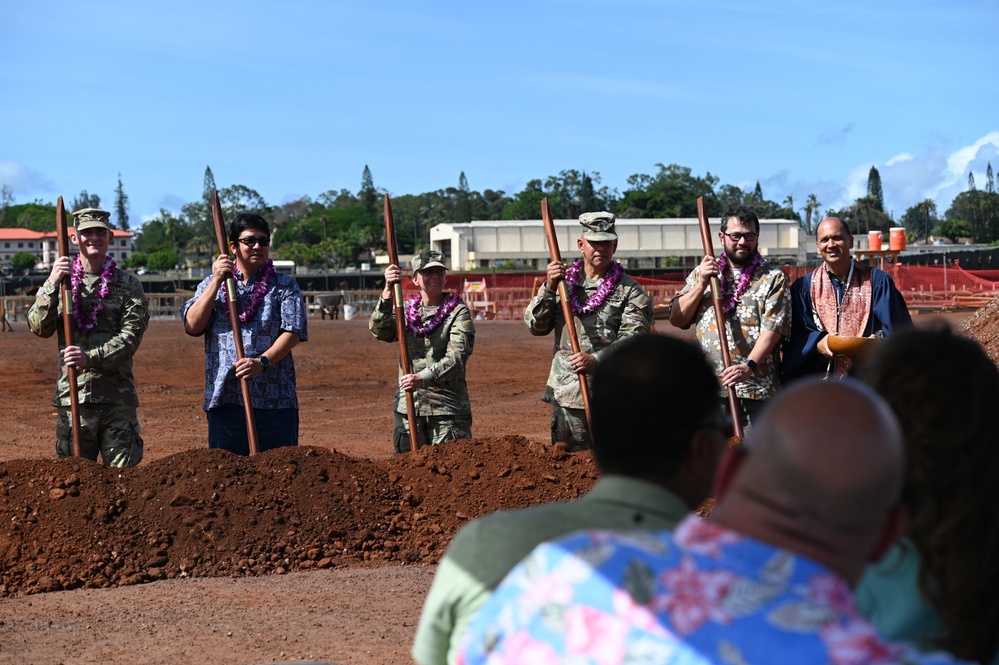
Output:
[411, 249, 447, 273]
[579, 212, 617, 241]
[73, 208, 113, 232]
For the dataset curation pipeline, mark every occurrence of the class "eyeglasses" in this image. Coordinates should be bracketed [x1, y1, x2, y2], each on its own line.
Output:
[720, 232, 758, 242]
[237, 236, 270, 248]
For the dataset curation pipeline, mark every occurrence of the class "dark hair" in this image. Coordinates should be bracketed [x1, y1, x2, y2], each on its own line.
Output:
[721, 205, 760, 234]
[228, 212, 270, 243]
[857, 324, 999, 664]
[591, 334, 719, 481]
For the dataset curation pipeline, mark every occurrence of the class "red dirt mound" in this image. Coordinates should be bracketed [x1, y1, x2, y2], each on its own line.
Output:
[0, 437, 596, 598]
[963, 294, 999, 364]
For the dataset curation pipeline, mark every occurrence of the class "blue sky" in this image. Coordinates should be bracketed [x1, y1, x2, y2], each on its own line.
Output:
[2, 0, 997, 228]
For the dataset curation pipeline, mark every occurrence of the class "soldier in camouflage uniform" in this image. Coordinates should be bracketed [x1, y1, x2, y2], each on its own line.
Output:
[669, 204, 790, 430]
[525, 212, 653, 450]
[370, 250, 475, 454]
[28, 208, 149, 467]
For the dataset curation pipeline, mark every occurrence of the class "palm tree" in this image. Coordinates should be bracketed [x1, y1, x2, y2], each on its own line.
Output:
[804, 194, 821, 233]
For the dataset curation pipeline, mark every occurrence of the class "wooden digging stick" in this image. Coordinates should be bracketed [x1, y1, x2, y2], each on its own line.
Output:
[383, 194, 421, 452]
[211, 190, 260, 455]
[696, 196, 744, 442]
[56, 196, 84, 458]
[540, 197, 594, 436]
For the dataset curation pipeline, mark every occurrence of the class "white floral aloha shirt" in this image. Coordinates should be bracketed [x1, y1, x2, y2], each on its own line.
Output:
[676, 257, 790, 400]
[457, 516, 966, 665]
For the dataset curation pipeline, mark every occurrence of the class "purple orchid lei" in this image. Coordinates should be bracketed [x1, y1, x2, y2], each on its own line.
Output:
[71, 255, 116, 334]
[564, 259, 623, 314]
[221, 259, 276, 323]
[405, 293, 461, 337]
[717, 251, 762, 315]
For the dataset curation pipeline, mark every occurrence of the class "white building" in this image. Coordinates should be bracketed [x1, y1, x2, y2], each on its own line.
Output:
[0, 228, 137, 270]
[428, 218, 808, 271]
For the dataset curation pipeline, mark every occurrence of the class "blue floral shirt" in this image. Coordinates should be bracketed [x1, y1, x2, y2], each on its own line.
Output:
[458, 516, 966, 665]
[182, 270, 307, 410]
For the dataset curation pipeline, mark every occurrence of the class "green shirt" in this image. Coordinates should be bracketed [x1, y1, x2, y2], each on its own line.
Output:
[28, 270, 149, 407]
[411, 476, 689, 665]
[369, 293, 475, 416]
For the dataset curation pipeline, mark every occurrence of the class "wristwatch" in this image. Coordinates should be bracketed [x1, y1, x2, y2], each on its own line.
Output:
[258, 355, 270, 371]
[745, 359, 758, 373]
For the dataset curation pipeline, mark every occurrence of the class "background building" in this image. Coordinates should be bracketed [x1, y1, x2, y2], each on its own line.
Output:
[429, 217, 808, 271]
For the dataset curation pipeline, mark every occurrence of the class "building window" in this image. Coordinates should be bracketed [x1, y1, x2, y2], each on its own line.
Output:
[121, 252, 128, 259]
[3, 243, 8, 248]
[18, 242, 23, 248]
[120, 239, 126, 247]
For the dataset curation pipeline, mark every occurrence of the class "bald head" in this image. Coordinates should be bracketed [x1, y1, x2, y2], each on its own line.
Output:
[816, 217, 851, 239]
[712, 378, 905, 584]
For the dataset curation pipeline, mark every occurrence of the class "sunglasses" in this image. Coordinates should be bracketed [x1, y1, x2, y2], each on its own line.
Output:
[720, 232, 758, 242]
[237, 236, 270, 248]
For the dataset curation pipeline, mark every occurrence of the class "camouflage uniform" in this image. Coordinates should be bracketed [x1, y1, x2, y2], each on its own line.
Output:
[675, 256, 790, 423]
[525, 213, 654, 449]
[28, 213, 149, 467]
[370, 251, 475, 453]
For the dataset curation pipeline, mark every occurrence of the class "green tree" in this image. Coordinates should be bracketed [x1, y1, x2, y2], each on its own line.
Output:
[71, 190, 101, 212]
[502, 179, 546, 220]
[218, 184, 269, 218]
[114, 173, 130, 231]
[3, 202, 57, 231]
[0, 183, 13, 226]
[455, 172, 473, 223]
[359, 165, 378, 217]
[10, 251, 38, 274]
[203, 166, 217, 204]
[147, 249, 179, 272]
[753, 181, 764, 202]
[901, 199, 939, 241]
[617, 163, 720, 218]
[867, 166, 884, 212]
[803, 193, 822, 233]
[934, 218, 972, 243]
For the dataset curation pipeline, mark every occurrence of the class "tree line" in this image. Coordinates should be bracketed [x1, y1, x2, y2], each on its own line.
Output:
[2, 161, 998, 273]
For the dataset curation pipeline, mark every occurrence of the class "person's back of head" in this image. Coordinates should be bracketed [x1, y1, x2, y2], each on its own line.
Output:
[710, 377, 906, 586]
[590, 334, 722, 508]
[856, 323, 999, 664]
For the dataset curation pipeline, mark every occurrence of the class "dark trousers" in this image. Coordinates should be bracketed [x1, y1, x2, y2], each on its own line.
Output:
[207, 405, 299, 456]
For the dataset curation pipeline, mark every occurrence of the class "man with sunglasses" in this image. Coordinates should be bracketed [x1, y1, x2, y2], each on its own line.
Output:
[182, 212, 308, 455]
[670, 204, 790, 430]
[782, 217, 911, 382]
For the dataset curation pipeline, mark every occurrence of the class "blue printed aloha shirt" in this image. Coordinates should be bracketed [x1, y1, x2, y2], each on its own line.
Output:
[182, 270, 307, 410]
[458, 516, 966, 665]
[676, 257, 790, 401]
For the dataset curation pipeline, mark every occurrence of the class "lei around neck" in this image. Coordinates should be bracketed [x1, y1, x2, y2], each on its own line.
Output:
[221, 259, 276, 323]
[405, 293, 461, 337]
[717, 251, 762, 315]
[564, 259, 623, 314]
[71, 255, 116, 334]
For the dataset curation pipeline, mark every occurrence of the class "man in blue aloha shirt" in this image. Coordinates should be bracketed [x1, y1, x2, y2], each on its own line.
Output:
[182, 212, 307, 455]
[458, 379, 966, 665]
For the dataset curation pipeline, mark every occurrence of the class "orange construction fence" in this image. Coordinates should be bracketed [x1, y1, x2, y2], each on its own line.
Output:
[419, 265, 999, 320]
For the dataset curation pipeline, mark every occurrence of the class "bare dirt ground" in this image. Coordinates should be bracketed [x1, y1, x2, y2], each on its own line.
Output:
[0, 309, 984, 665]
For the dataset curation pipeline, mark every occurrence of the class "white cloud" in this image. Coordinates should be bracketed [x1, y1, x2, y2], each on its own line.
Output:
[885, 152, 913, 167]
[0, 161, 56, 197]
[929, 131, 999, 200]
